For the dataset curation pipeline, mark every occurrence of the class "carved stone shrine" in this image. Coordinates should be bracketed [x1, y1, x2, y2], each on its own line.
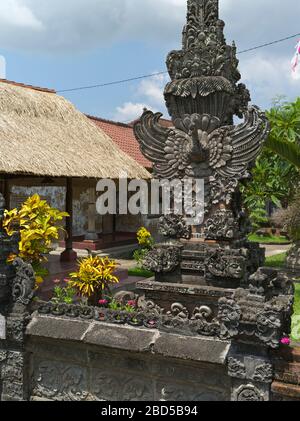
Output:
[132, 0, 295, 401]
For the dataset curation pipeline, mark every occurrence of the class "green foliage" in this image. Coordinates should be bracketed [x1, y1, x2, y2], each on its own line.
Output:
[133, 227, 154, 268]
[133, 248, 149, 268]
[294, 284, 300, 316]
[51, 285, 76, 305]
[128, 267, 154, 278]
[242, 98, 300, 230]
[264, 252, 287, 268]
[292, 284, 300, 342]
[107, 298, 137, 314]
[248, 234, 289, 244]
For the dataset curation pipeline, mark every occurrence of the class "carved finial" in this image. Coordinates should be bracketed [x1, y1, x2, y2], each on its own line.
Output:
[187, 0, 219, 27]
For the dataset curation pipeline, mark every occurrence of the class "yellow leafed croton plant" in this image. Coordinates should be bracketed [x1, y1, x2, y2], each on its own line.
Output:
[69, 256, 119, 305]
[137, 227, 154, 249]
[3, 194, 68, 288]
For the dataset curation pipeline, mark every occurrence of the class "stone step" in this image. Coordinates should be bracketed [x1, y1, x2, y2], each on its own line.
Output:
[272, 381, 300, 400]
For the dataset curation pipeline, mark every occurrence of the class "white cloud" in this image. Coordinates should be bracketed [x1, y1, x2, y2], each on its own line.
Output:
[137, 74, 169, 107]
[0, 0, 298, 54]
[240, 53, 299, 108]
[0, 0, 42, 29]
[0, 56, 6, 79]
[0, 0, 299, 110]
[114, 73, 169, 122]
[114, 102, 150, 122]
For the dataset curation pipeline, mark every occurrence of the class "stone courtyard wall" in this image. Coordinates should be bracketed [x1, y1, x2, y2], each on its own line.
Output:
[25, 314, 231, 401]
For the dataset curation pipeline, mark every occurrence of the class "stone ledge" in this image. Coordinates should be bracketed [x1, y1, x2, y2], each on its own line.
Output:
[154, 332, 230, 364]
[26, 316, 91, 342]
[26, 314, 230, 365]
[136, 279, 235, 298]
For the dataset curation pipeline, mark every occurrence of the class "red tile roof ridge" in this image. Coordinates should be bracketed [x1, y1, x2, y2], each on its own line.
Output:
[86, 114, 131, 129]
[0, 78, 56, 94]
[128, 116, 172, 127]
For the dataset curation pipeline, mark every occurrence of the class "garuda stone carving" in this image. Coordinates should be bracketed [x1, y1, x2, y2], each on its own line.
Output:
[131, 0, 293, 373]
[135, 107, 268, 184]
[134, 0, 270, 234]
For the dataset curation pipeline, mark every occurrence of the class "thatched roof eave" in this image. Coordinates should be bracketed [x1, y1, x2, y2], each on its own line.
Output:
[0, 81, 151, 180]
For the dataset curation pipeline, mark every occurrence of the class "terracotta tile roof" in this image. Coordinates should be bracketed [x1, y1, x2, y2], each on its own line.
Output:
[87, 115, 154, 169]
[0, 78, 56, 94]
[129, 117, 173, 128]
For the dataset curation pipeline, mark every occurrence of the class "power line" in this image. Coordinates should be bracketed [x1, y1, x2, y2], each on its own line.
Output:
[238, 32, 300, 54]
[57, 71, 168, 93]
[57, 32, 300, 94]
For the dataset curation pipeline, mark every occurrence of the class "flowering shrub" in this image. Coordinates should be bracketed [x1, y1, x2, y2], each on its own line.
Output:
[137, 227, 154, 248]
[134, 227, 154, 268]
[98, 296, 138, 314]
[69, 256, 119, 304]
[280, 337, 291, 346]
[3, 194, 68, 287]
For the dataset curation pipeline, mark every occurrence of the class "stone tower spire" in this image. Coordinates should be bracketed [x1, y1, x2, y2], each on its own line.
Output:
[165, 0, 249, 125]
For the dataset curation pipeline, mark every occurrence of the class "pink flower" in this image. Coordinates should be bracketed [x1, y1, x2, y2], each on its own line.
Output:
[127, 300, 137, 308]
[64, 278, 70, 283]
[53, 279, 61, 284]
[280, 337, 291, 346]
[99, 299, 108, 306]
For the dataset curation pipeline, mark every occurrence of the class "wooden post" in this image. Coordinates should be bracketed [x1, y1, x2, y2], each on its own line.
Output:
[3, 177, 10, 209]
[85, 186, 98, 241]
[60, 178, 77, 262]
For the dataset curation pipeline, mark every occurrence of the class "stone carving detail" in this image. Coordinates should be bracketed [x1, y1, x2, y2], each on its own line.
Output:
[133, 0, 271, 297]
[11, 258, 36, 306]
[32, 361, 88, 401]
[286, 241, 300, 270]
[159, 214, 192, 240]
[135, 107, 269, 185]
[227, 357, 246, 379]
[217, 269, 294, 348]
[206, 249, 247, 281]
[204, 209, 239, 240]
[234, 384, 265, 402]
[218, 297, 241, 340]
[162, 385, 224, 402]
[253, 363, 273, 383]
[142, 244, 182, 274]
[227, 352, 273, 384]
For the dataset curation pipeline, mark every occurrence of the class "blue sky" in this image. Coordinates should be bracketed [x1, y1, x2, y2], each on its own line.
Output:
[0, 0, 299, 122]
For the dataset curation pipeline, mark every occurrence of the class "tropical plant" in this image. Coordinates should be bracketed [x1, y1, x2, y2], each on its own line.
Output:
[69, 256, 119, 304]
[103, 297, 137, 313]
[242, 98, 300, 230]
[3, 194, 68, 287]
[51, 284, 76, 305]
[133, 227, 154, 268]
[265, 97, 300, 170]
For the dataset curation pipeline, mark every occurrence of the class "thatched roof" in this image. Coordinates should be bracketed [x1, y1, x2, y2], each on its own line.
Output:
[0, 80, 151, 179]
